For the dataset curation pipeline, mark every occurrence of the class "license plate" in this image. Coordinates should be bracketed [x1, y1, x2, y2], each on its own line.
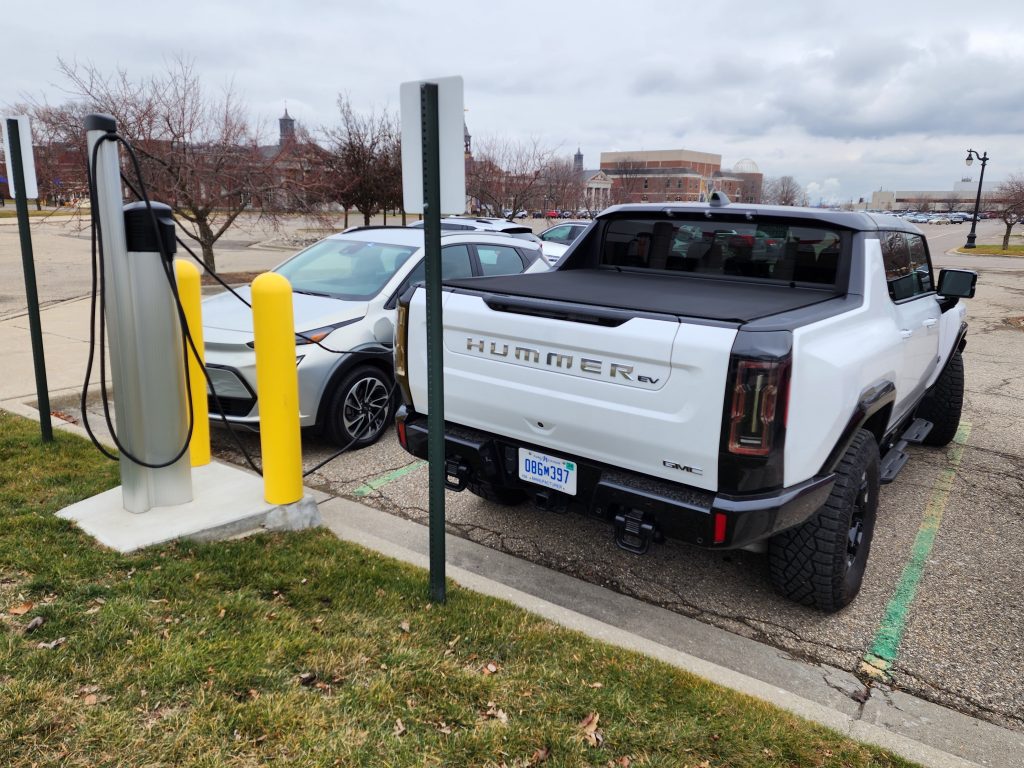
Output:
[518, 448, 577, 495]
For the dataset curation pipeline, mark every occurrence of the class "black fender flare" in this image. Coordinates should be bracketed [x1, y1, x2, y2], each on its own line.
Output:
[940, 321, 968, 377]
[819, 381, 895, 475]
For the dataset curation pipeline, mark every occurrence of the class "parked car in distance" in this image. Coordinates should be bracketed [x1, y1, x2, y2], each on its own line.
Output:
[539, 241, 569, 264]
[408, 216, 543, 246]
[538, 221, 591, 246]
[202, 228, 547, 448]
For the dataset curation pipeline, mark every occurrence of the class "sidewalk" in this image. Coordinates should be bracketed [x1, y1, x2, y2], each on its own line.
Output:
[3, 294, 1023, 768]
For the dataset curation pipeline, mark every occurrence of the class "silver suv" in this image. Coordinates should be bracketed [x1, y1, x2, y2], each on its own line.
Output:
[202, 227, 546, 447]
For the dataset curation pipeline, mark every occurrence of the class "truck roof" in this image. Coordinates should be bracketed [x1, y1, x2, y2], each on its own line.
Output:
[599, 202, 922, 234]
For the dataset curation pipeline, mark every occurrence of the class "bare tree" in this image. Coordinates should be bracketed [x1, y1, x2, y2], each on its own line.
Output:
[4, 100, 90, 212]
[543, 156, 586, 214]
[320, 96, 401, 226]
[466, 136, 554, 218]
[994, 174, 1024, 250]
[606, 157, 646, 205]
[49, 57, 299, 271]
[762, 176, 808, 206]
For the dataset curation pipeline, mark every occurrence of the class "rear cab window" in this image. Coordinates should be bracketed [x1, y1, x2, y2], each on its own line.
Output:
[599, 216, 847, 287]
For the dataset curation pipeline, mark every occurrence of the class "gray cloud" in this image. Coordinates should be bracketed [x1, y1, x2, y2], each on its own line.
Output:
[4, 0, 1024, 202]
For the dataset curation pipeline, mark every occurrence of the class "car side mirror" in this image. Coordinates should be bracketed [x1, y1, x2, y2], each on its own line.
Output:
[936, 269, 977, 312]
[937, 269, 977, 299]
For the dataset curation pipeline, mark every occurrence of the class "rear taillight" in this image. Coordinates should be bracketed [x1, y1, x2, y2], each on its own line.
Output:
[727, 359, 790, 457]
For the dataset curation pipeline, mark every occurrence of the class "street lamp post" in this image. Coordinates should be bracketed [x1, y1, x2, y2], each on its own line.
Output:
[964, 149, 988, 249]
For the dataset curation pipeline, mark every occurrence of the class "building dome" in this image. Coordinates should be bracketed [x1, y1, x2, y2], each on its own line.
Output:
[732, 158, 760, 174]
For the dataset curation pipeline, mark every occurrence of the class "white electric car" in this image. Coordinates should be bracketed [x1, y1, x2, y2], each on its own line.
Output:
[202, 227, 546, 447]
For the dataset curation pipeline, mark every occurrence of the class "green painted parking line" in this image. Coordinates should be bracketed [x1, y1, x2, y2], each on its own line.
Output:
[352, 460, 427, 497]
[862, 423, 971, 679]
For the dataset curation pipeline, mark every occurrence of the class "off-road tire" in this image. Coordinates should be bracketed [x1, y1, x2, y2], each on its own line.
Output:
[324, 365, 394, 449]
[466, 480, 527, 506]
[915, 350, 964, 447]
[768, 428, 879, 612]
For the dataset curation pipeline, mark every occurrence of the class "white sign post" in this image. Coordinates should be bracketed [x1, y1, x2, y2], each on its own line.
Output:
[399, 76, 467, 604]
[400, 76, 465, 215]
[1, 115, 39, 200]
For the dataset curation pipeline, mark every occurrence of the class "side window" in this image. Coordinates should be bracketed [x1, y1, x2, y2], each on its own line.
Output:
[477, 244, 526, 276]
[906, 233, 934, 293]
[543, 225, 571, 244]
[441, 244, 473, 279]
[403, 244, 474, 286]
[881, 231, 917, 301]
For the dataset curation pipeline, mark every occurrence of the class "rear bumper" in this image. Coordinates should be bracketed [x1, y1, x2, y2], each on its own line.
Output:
[396, 407, 834, 549]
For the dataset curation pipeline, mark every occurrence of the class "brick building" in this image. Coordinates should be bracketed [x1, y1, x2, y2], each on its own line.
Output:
[599, 149, 763, 205]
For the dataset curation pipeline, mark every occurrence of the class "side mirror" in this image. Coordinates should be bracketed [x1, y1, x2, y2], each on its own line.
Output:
[937, 269, 977, 299]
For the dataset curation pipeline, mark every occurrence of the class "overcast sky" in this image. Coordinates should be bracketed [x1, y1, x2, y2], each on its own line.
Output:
[4, 0, 1024, 203]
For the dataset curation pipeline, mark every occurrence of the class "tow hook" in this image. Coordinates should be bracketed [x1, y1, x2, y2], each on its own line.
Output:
[533, 490, 568, 514]
[614, 509, 659, 555]
[444, 458, 469, 491]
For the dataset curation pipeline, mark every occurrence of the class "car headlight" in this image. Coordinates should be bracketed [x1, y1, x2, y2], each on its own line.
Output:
[246, 317, 362, 349]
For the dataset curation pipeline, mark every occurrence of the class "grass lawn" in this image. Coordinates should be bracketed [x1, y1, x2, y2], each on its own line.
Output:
[954, 244, 1024, 256]
[0, 207, 82, 219]
[0, 411, 919, 767]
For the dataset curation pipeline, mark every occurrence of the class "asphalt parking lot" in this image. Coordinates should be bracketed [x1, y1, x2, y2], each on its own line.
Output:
[5, 214, 1023, 732]
[202, 220, 1024, 732]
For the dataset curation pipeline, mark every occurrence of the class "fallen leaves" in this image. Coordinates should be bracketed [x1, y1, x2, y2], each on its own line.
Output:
[85, 597, 106, 615]
[25, 616, 44, 633]
[480, 701, 509, 725]
[8, 601, 33, 616]
[579, 711, 603, 747]
[399, 620, 410, 633]
[37, 636, 66, 650]
[51, 409, 78, 424]
[393, 718, 406, 737]
[77, 684, 110, 707]
[481, 661, 501, 675]
[530, 747, 550, 764]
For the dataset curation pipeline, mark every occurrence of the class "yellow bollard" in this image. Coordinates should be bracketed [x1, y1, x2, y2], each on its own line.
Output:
[251, 272, 303, 505]
[174, 260, 210, 466]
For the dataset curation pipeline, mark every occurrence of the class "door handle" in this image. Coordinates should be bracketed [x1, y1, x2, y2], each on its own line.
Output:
[922, 318, 938, 328]
[900, 329, 913, 339]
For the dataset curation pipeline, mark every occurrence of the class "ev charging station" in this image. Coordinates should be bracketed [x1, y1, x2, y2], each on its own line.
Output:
[85, 114, 193, 513]
[57, 113, 319, 550]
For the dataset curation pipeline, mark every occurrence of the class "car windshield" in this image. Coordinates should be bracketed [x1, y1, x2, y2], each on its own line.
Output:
[275, 238, 418, 299]
[600, 217, 845, 286]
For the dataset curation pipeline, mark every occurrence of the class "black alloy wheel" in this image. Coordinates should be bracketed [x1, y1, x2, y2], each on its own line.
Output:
[325, 365, 393, 449]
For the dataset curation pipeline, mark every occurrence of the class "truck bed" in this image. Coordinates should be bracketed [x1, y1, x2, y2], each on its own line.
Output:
[445, 269, 841, 323]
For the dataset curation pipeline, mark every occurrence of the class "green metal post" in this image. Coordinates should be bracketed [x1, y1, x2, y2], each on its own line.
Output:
[421, 83, 446, 603]
[7, 119, 52, 442]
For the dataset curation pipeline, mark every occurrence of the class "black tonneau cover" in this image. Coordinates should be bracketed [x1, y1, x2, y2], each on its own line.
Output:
[444, 269, 840, 323]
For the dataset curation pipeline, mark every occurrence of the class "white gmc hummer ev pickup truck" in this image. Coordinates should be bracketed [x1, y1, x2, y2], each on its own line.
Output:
[393, 194, 978, 611]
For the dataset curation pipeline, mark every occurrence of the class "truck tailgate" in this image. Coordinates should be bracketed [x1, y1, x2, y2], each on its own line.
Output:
[406, 290, 737, 492]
